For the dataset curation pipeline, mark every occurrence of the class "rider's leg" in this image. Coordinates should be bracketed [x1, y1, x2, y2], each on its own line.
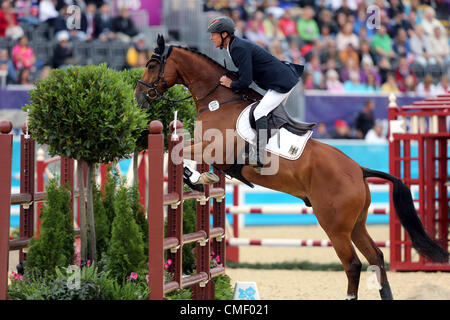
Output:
[252, 89, 294, 167]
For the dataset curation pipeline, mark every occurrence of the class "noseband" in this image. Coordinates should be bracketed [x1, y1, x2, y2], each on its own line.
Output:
[137, 53, 170, 102]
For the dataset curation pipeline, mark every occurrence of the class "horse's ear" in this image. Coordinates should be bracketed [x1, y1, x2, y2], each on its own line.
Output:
[156, 34, 165, 54]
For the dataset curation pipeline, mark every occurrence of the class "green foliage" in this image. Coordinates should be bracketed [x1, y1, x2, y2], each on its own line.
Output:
[102, 165, 119, 228]
[134, 83, 197, 151]
[129, 182, 148, 257]
[106, 180, 147, 281]
[213, 275, 234, 300]
[8, 265, 149, 300]
[25, 178, 74, 277]
[25, 64, 148, 163]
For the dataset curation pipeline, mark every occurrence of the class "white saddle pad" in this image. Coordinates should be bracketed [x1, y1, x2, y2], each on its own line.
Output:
[236, 104, 313, 161]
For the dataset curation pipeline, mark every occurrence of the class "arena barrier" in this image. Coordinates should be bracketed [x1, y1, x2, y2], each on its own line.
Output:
[388, 93, 450, 271]
[146, 120, 227, 299]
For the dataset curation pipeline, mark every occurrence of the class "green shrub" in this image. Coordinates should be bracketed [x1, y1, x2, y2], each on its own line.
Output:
[129, 183, 148, 258]
[106, 181, 146, 281]
[25, 178, 74, 277]
[26, 64, 148, 163]
[8, 265, 149, 300]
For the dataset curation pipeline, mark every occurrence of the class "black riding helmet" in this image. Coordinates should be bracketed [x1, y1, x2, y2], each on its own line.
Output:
[207, 16, 235, 49]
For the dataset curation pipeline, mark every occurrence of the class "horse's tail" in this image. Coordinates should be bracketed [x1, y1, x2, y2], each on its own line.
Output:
[362, 167, 449, 263]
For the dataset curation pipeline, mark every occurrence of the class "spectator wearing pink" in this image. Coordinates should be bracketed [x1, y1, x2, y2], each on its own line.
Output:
[336, 22, 359, 51]
[11, 35, 36, 70]
[278, 9, 298, 38]
[325, 69, 344, 93]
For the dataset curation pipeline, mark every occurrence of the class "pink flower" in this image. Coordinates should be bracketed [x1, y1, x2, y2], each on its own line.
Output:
[87, 260, 91, 267]
[216, 256, 220, 263]
[167, 259, 172, 266]
[164, 264, 169, 270]
[146, 275, 150, 283]
[130, 272, 138, 280]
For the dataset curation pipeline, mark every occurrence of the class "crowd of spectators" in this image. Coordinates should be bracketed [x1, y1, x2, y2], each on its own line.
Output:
[204, 0, 450, 96]
[0, 0, 150, 85]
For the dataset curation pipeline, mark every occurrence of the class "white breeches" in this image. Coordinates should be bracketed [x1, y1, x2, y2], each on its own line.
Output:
[253, 86, 296, 120]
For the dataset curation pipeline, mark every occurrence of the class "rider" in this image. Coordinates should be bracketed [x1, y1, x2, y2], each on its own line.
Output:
[207, 16, 304, 167]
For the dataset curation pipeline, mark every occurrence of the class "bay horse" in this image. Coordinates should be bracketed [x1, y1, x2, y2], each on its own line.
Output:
[135, 35, 448, 300]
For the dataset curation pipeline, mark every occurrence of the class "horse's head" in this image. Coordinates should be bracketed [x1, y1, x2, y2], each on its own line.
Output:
[135, 34, 179, 109]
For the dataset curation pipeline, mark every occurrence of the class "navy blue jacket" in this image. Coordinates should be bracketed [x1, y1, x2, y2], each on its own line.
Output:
[228, 36, 303, 93]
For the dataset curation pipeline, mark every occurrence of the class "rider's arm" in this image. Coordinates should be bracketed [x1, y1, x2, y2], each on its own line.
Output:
[230, 49, 253, 92]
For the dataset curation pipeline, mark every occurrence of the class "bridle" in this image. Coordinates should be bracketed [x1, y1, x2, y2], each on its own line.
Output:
[137, 52, 190, 104]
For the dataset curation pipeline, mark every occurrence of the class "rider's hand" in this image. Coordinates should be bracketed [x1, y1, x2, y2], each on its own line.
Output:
[220, 75, 232, 88]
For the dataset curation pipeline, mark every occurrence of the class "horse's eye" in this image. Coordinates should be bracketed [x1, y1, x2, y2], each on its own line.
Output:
[148, 64, 156, 70]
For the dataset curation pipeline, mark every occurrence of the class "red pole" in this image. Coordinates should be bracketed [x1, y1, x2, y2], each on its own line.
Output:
[212, 167, 226, 266]
[192, 163, 214, 300]
[166, 121, 184, 288]
[147, 121, 165, 300]
[19, 123, 35, 262]
[0, 121, 13, 300]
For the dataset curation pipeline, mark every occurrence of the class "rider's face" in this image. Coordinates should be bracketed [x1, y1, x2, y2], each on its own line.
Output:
[210, 32, 222, 48]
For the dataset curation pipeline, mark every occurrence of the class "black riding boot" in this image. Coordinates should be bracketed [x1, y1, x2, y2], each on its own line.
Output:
[254, 116, 268, 168]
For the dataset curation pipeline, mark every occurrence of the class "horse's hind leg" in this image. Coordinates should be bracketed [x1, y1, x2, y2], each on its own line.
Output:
[328, 232, 362, 300]
[351, 222, 393, 300]
[351, 181, 393, 300]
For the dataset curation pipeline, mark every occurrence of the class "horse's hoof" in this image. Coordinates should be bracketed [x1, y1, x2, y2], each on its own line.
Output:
[197, 172, 220, 184]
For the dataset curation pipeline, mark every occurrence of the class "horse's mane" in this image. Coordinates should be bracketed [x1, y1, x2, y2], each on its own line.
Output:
[169, 45, 238, 78]
[169, 45, 262, 99]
